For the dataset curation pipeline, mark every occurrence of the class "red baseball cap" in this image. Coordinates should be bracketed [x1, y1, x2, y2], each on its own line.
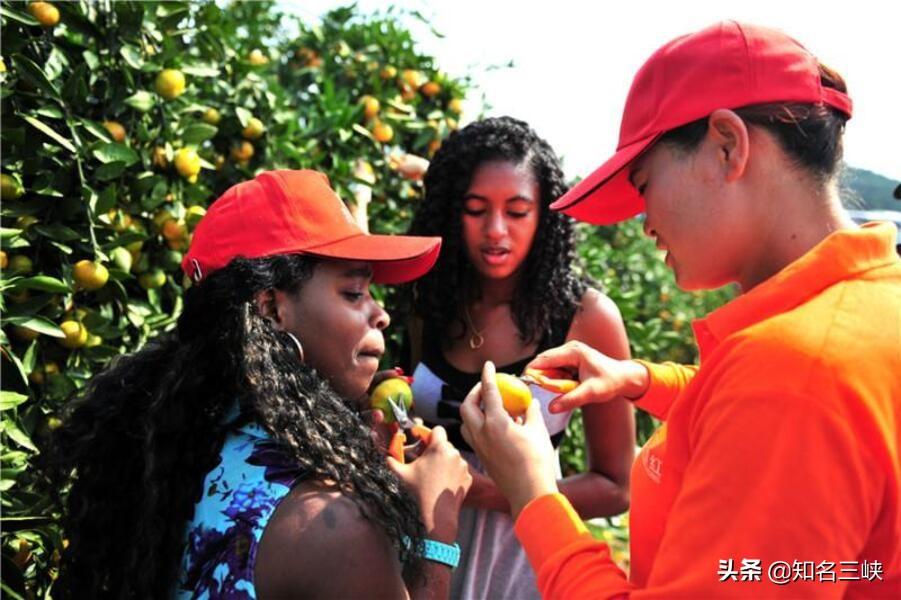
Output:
[551, 21, 853, 225]
[182, 170, 441, 284]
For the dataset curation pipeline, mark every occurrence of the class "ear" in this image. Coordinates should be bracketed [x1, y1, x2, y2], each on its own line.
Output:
[706, 109, 750, 182]
[253, 289, 283, 329]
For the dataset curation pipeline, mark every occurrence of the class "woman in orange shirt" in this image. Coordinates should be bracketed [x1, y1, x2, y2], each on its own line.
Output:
[460, 21, 901, 598]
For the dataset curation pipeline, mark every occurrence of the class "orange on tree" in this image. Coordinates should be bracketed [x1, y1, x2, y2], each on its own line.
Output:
[73, 259, 109, 291]
[28, 362, 60, 386]
[248, 49, 269, 66]
[161, 219, 187, 242]
[0, 250, 7, 270]
[230, 140, 254, 164]
[401, 69, 425, 89]
[1, 173, 23, 200]
[359, 95, 380, 120]
[109, 246, 132, 273]
[138, 269, 167, 290]
[420, 81, 441, 98]
[152, 146, 168, 170]
[448, 98, 463, 115]
[369, 377, 414, 425]
[495, 373, 533, 417]
[9, 255, 33, 274]
[58, 320, 89, 350]
[102, 121, 126, 143]
[0, 58, 6, 73]
[155, 68, 186, 100]
[202, 107, 221, 125]
[242, 117, 265, 140]
[380, 65, 397, 80]
[174, 148, 201, 183]
[27, 2, 59, 28]
[371, 120, 394, 143]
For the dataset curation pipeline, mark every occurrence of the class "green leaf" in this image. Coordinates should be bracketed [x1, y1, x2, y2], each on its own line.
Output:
[11, 55, 61, 102]
[92, 143, 140, 166]
[0, 5, 39, 26]
[1, 228, 23, 240]
[22, 116, 77, 153]
[181, 65, 220, 77]
[124, 90, 155, 113]
[95, 162, 126, 181]
[10, 276, 71, 294]
[0, 392, 28, 411]
[235, 107, 253, 127]
[119, 44, 145, 70]
[81, 119, 114, 142]
[182, 123, 218, 144]
[3, 421, 38, 453]
[3, 316, 66, 337]
[32, 223, 82, 242]
[21, 342, 37, 374]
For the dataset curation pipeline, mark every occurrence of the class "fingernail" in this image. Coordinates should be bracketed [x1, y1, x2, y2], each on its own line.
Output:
[548, 402, 560, 413]
[394, 366, 404, 375]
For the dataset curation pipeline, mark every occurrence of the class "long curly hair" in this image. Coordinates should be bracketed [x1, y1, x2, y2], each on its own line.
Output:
[45, 254, 426, 598]
[406, 116, 587, 345]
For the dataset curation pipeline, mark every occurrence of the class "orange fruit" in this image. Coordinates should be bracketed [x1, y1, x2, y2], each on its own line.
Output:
[495, 373, 532, 417]
[380, 65, 397, 80]
[448, 98, 463, 115]
[230, 140, 254, 163]
[73, 259, 109, 291]
[138, 269, 166, 290]
[242, 117, 265, 140]
[174, 148, 201, 182]
[161, 219, 187, 242]
[401, 69, 424, 89]
[155, 69, 186, 100]
[0, 251, 7, 270]
[420, 81, 441, 98]
[360, 95, 380, 120]
[369, 377, 414, 424]
[9, 255, 33, 274]
[248, 49, 269, 66]
[1, 174, 23, 200]
[28, 2, 59, 28]
[59, 320, 88, 349]
[102, 121, 126, 143]
[371, 121, 394, 143]
[202, 108, 221, 125]
[152, 146, 169, 169]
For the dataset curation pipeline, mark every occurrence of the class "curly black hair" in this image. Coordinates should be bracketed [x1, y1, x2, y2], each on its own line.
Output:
[405, 116, 587, 346]
[45, 254, 426, 598]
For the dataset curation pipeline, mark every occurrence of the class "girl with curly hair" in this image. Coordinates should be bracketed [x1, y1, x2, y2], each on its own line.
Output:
[401, 117, 635, 598]
[48, 170, 472, 599]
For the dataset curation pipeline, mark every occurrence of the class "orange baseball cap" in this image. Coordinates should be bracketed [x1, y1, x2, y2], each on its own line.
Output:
[551, 21, 853, 225]
[182, 170, 441, 284]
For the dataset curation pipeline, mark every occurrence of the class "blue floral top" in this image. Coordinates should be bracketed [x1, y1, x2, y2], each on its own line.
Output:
[176, 418, 306, 599]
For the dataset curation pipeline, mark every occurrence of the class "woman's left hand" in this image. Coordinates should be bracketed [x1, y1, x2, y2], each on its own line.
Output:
[460, 361, 559, 518]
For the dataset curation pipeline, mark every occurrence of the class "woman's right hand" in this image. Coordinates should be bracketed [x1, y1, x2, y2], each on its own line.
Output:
[387, 426, 472, 543]
[526, 340, 650, 413]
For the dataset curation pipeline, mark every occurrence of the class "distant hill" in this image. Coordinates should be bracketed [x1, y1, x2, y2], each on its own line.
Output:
[842, 167, 901, 210]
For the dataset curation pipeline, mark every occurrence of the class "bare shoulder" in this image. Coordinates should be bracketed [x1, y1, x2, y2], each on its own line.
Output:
[254, 480, 406, 598]
[568, 288, 628, 356]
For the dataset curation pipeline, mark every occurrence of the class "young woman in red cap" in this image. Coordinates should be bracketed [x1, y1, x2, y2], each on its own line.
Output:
[47, 170, 472, 598]
[459, 22, 901, 597]
[401, 116, 635, 599]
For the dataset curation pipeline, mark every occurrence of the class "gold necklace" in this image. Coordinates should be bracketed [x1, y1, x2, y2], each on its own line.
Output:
[462, 304, 485, 350]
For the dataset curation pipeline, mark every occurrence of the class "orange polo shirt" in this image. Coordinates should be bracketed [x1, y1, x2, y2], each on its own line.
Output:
[514, 223, 901, 598]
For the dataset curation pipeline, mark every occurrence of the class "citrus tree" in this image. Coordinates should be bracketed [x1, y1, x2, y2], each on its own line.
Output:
[0, 1, 468, 596]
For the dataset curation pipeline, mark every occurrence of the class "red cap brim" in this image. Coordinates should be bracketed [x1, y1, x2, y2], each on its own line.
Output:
[551, 133, 660, 225]
[304, 234, 442, 284]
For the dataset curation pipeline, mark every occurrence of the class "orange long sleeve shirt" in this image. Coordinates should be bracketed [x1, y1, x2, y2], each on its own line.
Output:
[514, 223, 901, 598]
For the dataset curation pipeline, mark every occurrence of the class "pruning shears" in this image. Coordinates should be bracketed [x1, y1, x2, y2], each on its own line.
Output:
[386, 397, 432, 463]
[519, 367, 579, 394]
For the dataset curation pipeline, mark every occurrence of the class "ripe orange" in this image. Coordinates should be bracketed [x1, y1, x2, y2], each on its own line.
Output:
[152, 146, 169, 169]
[202, 107, 221, 125]
[371, 121, 394, 143]
[242, 117, 265, 140]
[369, 377, 414, 424]
[230, 140, 255, 164]
[401, 69, 424, 89]
[248, 49, 269, 66]
[495, 373, 532, 417]
[380, 65, 397, 80]
[28, 2, 59, 28]
[0, 251, 7, 270]
[448, 98, 463, 115]
[59, 320, 88, 349]
[420, 81, 441, 98]
[102, 121, 126, 143]
[73, 259, 109, 291]
[174, 148, 201, 182]
[360, 95, 380, 120]
[155, 69, 186, 100]
[161, 219, 187, 242]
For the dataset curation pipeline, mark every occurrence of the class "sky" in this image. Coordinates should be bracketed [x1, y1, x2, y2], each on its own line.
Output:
[289, 0, 901, 183]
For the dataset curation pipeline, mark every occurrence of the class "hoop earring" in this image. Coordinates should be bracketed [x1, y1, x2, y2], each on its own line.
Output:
[285, 332, 305, 363]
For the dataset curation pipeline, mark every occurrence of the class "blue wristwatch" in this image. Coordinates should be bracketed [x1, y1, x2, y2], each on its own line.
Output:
[420, 538, 461, 569]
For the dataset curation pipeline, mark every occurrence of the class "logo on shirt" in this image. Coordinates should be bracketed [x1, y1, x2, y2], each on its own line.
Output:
[641, 423, 667, 484]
